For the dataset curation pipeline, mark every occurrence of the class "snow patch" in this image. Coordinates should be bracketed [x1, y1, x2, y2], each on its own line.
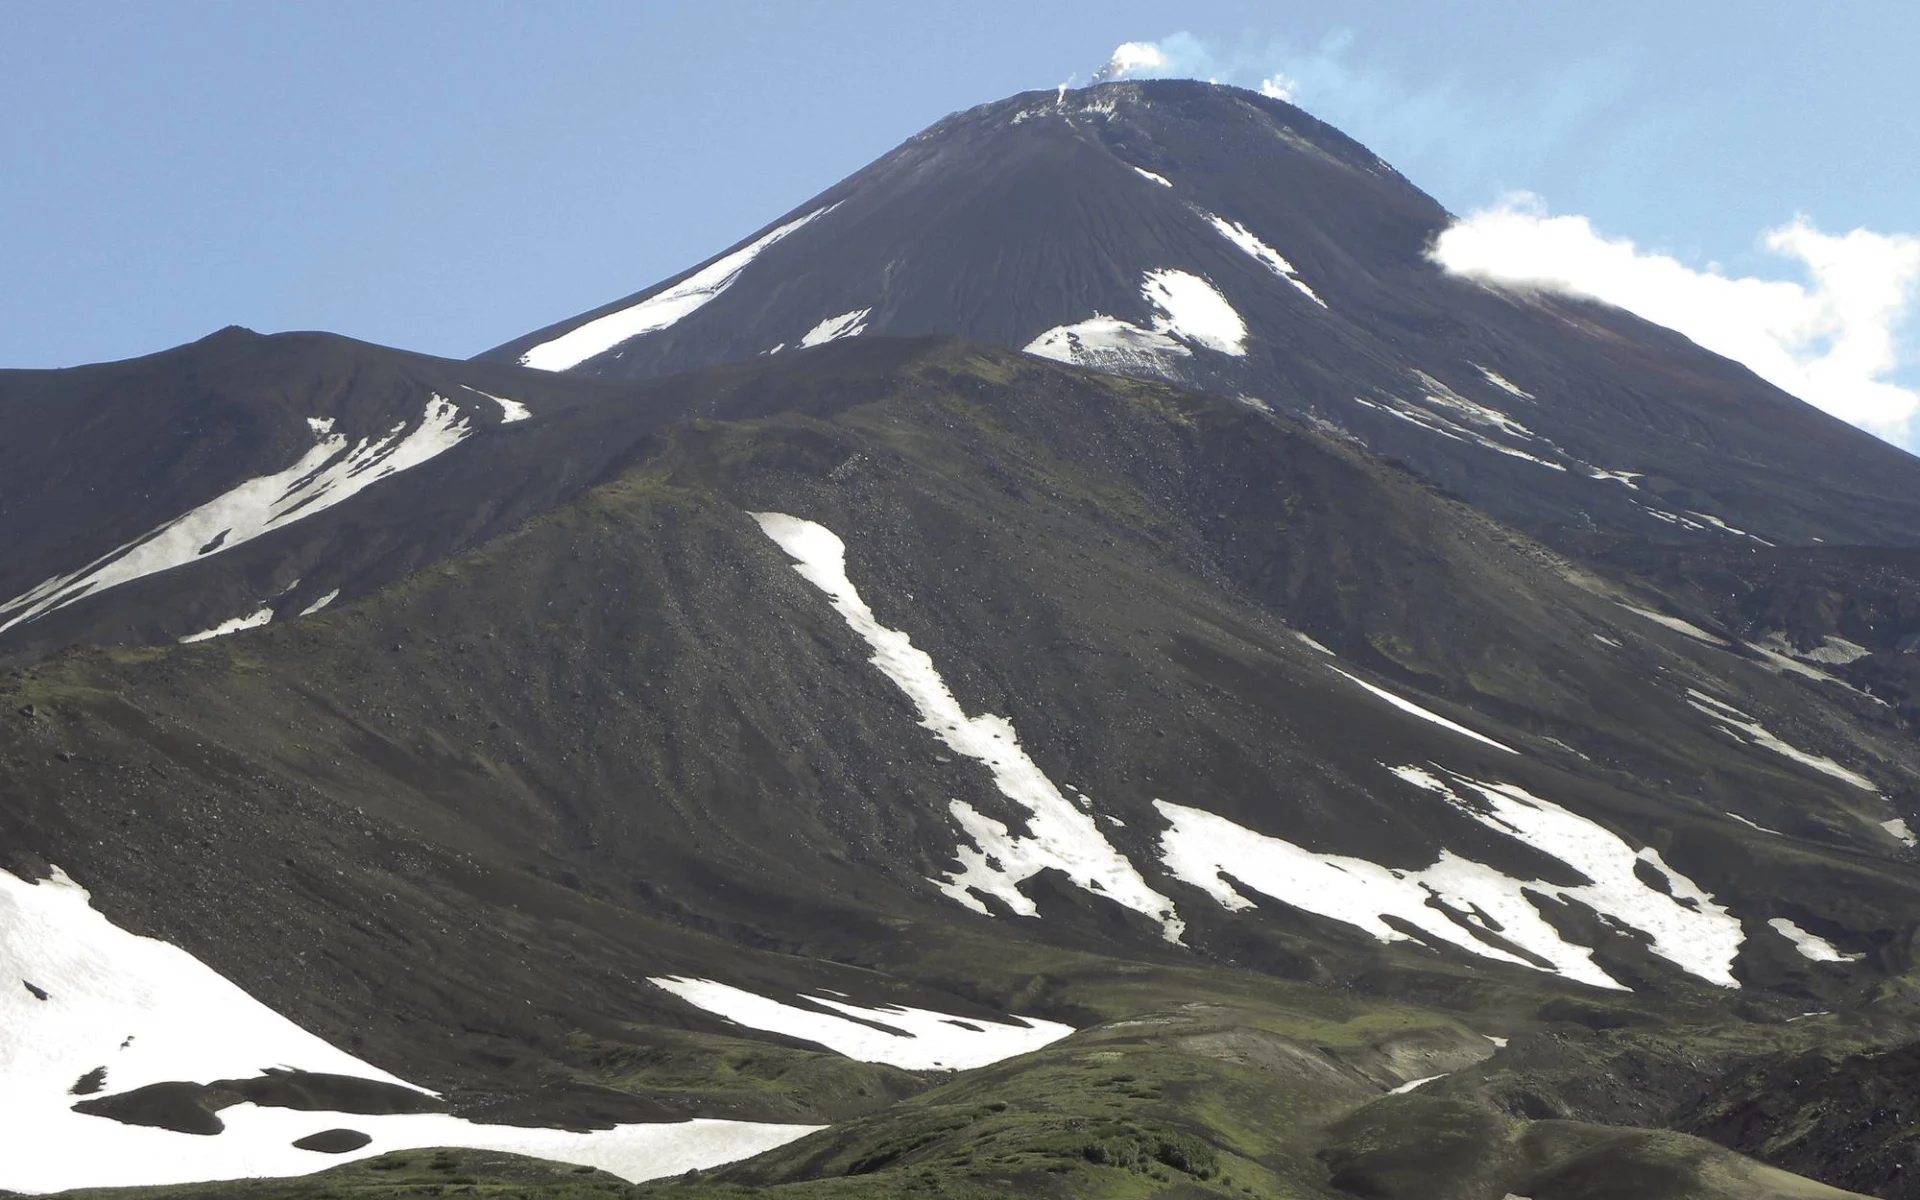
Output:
[1142, 269, 1247, 355]
[462, 386, 531, 423]
[1587, 468, 1642, 490]
[1133, 167, 1173, 187]
[1155, 766, 1745, 990]
[1205, 215, 1325, 307]
[1616, 604, 1731, 648]
[1725, 812, 1780, 835]
[1748, 634, 1877, 697]
[1798, 635, 1872, 666]
[1294, 631, 1335, 656]
[1349, 394, 1567, 471]
[518, 205, 835, 371]
[297, 589, 340, 617]
[1409, 370, 1539, 442]
[1472, 365, 1535, 400]
[1330, 667, 1518, 754]
[752, 513, 1184, 941]
[0, 866, 818, 1192]
[799, 308, 872, 348]
[1388, 1073, 1447, 1095]
[1882, 818, 1916, 848]
[179, 607, 273, 644]
[1767, 918, 1862, 963]
[1, 396, 471, 636]
[649, 977, 1073, 1070]
[1024, 315, 1190, 376]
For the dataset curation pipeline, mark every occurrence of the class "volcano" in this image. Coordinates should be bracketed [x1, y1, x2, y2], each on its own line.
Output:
[2, 81, 1918, 1199]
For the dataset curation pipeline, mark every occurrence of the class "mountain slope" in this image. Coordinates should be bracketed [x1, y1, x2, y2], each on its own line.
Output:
[5, 340, 1917, 1196]
[483, 80, 1920, 551]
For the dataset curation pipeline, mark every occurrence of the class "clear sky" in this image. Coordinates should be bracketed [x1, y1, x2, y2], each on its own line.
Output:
[5, 1, 1916, 417]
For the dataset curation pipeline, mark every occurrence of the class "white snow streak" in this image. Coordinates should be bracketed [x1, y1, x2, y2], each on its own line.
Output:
[1329, 667, 1518, 754]
[0, 397, 473, 636]
[799, 308, 872, 348]
[1141, 269, 1248, 355]
[1685, 690, 1877, 792]
[649, 977, 1073, 1071]
[1023, 315, 1191, 375]
[1206, 215, 1325, 307]
[1882, 818, 1916, 848]
[1133, 167, 1173, 187]
[178, 607, 273, 644]
[1767, 918, 1862, 963]
[0, 866, 815, 1193]
[518, 206, 834, 371]
[752, 513, 1184, 941]
[1155, 766, 1744, 990]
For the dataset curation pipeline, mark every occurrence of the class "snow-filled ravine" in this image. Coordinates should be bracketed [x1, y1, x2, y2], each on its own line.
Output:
[0, 395, 474, 636]
[650, 977, 1074, 1070]
[0, 865, 819, 1193]
[518, 205, 836, 371]
[1155, 766, 1745, 991]
[752, 512, 1187, 942]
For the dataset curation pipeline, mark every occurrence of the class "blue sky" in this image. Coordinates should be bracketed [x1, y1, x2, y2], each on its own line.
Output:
[4, 1, 1915, 436]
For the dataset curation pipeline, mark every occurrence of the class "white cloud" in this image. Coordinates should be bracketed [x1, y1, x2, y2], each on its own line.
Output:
[1259, 73, 1297, 101]
[1091, 41, 1170, 84]
[1432, 195, 1920, 447]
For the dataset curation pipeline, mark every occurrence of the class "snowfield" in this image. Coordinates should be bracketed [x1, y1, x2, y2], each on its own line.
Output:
[650, 977, 1074, 1070]
[0, 865, 818, 1192]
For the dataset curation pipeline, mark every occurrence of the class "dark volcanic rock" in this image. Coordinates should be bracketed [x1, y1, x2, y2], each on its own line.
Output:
[291, 1128, 373, 1153]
